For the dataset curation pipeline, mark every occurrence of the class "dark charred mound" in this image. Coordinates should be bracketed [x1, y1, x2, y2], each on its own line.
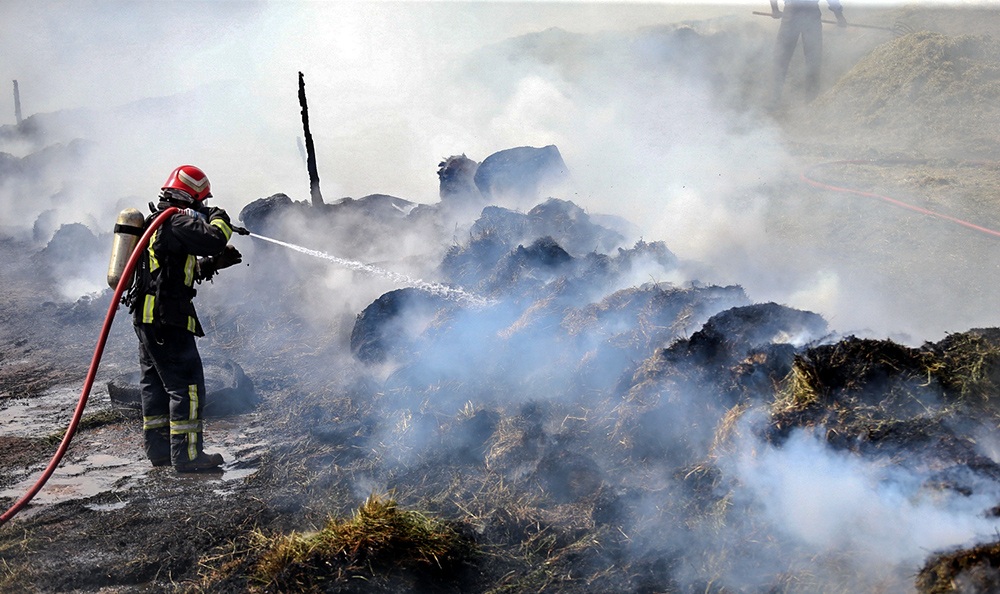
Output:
[436, 154, 482, 208]
[240, 191, 415, 240]
[473, 145, 568, 204]
[682, 302, 828, 373]
[626, 302, 828, 403]
[238, 191, 418, 266]
[763, 329, 1000, 499]
[441, 204, 667, 302]
[353, 237, 708, 412]
[771, 329, 1000, 444]
[350, 288, 458, 365]
[918, 541, 1000, 594]
[461, 198, 629, 261]
[238, 147, 579, 265]
[0, 137, 91, 181]
[238, 192, 295, 237]
[481, 236, 574, 295]
[617, 302, 829, 464]
[32, 222, 105, 285]
[566, 283, 751, 393]
[106, 357, 259, 417]
[930, 328, 1000, 402]
[811, 31, 1000, 158]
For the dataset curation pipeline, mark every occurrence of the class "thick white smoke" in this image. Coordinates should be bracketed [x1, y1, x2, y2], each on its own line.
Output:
[725, 426, 1000, 589]
[3, 2, 1000, 591]
[1, 0, 989, 341]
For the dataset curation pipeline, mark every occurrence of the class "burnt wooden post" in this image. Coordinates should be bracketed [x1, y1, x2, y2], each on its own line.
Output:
[12, 80, 22, 125]
[298, 72, 323, 207]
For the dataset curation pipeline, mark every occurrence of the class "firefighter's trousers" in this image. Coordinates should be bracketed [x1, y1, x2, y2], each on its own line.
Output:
[133, 323, 207, 465]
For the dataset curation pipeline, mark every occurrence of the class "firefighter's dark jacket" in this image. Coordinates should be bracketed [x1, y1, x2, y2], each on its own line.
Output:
[131, 202, 234, 337]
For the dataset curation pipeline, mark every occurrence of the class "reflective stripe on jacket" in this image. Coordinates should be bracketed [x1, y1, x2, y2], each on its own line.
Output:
[132, 205, 231, 336]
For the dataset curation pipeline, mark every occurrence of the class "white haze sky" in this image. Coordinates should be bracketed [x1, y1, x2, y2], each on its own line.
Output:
[0, 0, 972, 202]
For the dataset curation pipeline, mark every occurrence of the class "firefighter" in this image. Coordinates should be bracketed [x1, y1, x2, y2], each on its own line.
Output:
[770, 0, 847, 105]
[130, 165, 242, 472]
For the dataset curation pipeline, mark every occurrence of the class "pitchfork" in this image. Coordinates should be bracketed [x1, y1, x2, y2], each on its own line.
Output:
[752, 11, 915, 36]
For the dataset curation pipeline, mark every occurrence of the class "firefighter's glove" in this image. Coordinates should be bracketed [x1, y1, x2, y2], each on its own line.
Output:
[214, 245, 243, 270]
[197, 246, 242, 281]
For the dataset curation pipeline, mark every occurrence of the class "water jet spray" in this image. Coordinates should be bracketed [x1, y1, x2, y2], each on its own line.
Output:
[248, 233, 493, 307]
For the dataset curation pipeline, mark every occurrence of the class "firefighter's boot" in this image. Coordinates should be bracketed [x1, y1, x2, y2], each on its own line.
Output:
[144, 427, 171, 467]
[171, 426, 223, 472]
[174, 452, 224, 473]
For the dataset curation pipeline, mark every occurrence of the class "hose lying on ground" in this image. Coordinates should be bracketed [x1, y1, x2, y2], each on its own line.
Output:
[800, 159, 1000, 240]
[0, 207, 178, 527]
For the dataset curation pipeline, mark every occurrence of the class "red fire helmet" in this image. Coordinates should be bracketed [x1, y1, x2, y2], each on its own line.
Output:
[162, 165, 212, 202]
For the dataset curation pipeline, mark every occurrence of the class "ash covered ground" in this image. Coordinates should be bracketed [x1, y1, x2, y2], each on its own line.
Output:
[3, 3, 1000, 594]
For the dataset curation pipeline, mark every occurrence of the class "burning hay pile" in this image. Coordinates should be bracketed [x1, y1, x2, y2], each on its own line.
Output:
[172, 144, 1000, 592]
[4, 133, 1000, 592]
[5, 7, 1000, 593]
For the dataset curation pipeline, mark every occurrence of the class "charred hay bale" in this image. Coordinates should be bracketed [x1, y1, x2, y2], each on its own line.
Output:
[326, 193, 416, 219]
[612, 239, 678, 277]
[468, 200, 627, 258]
[928, 328, 1000, 404]
[466, 198, 628, 258]
[437, 154, 481, 204]
[474, 145, 568, 204]
[439, 231, 510, 288]
[564, 284, 747, 394]
[777, 337, 939, 414]
[525, 198, 625, 255]
[917, 540, 1000, 594]
[350, 288, 453, 364]
[33, 223, 104, 285]
[469, 205, 529, 248]
[482, 236, 573, 295]
[566, 284, 749, 358]
[620, 298, 811, 405]
[106, 357, 258, 417]
[765, 337, 985, 453]
[238, 193, 296, 235]
[684, 303, 828, 372]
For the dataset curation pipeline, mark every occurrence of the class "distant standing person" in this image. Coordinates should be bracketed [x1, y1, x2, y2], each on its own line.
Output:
[770, 0, 847, 105]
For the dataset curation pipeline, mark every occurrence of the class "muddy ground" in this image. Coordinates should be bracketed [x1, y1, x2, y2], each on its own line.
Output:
[3, 5, 1000, 594]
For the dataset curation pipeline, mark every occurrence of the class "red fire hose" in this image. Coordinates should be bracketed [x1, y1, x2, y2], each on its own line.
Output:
[801, 160, 1000, 240]
[0, 207, 178, 526]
